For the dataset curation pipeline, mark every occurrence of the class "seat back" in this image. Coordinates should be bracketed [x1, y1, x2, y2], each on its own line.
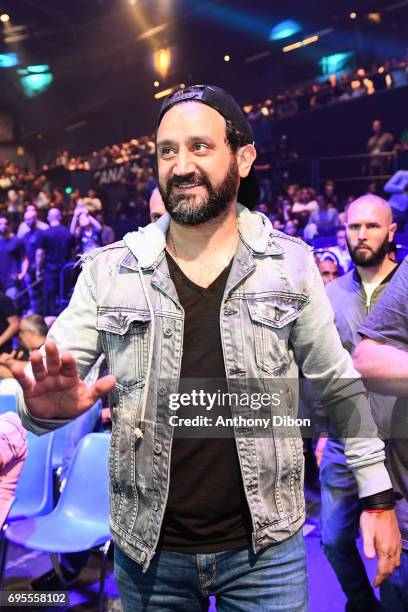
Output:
[57, 433, 110, 523]
[51, 422, 73, 471]
[8, 431, 54, 521]
[0, 395, 17, 415]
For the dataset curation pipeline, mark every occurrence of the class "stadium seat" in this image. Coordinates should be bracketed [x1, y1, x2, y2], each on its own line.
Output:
[1, 433, 112, 612]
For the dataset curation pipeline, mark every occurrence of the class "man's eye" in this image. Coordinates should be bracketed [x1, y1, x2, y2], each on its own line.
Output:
[193, 143, 208, 152]
[161, 147, 174, 157]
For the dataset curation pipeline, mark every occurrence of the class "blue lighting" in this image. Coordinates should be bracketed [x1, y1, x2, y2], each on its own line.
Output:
[0, 52, 19, 68]
[20, 72, 54, 97]
[319, 52, 354, 75]
[269, 20, 301, 41]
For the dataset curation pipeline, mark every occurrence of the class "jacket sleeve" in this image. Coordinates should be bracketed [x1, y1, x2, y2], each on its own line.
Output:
[17, 264, 102, 435]
[289, 253, 392, 498]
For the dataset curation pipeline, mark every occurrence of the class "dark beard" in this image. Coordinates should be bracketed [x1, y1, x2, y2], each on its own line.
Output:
[347, 235, 390, 267]
[158, 156, 240, 225]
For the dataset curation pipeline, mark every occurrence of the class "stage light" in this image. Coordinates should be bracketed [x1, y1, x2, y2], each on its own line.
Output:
[378, 66, 385, 74]
[0, 52, 18, 68]
[154, 48, 171, 80]
[350, 12, 357, 19]
[224, 55, 230, 62]
[368, 13, 381, 23]
[65, 187, 73, 195]
[0, 14, 10, 23]
[269, 20, 301, 41]
[283, 36, 318, 53]
[154, 87, 174, 100]
[154, 80, 160, 87]
[26, 64, 50, 73]
[319, 52, 353, 75]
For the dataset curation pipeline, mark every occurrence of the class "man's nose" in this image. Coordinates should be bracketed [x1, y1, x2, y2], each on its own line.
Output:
[358, 226, 367, 240]
[172, 149, 195, 177]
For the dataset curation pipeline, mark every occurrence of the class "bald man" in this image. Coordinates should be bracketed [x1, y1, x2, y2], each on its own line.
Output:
[149, 187, 166, 223]
[318, 194, 403, 611]
[37, 208, 75, 316]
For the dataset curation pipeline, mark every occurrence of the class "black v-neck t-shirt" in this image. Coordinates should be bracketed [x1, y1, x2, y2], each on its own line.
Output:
[158, 252, 252, 552]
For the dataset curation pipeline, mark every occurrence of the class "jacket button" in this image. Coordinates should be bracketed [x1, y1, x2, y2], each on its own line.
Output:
[118, 335, 125, 343]
[154, 442, 162, 455]
[158, 386, 168, 396]
[163, 326, 173, 337]
[152, 501, 159, 511]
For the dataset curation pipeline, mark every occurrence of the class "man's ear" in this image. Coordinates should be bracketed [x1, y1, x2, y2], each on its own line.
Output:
[389, 222, 397, 241]
[237, 144, 257, 178]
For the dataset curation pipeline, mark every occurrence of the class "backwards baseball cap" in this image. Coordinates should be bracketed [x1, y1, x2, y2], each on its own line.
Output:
[158, 84, 260, 210]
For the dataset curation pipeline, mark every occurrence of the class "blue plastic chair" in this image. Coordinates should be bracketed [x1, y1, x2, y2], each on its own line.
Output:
[2, 433, 112, 612]
[7, 431, 54, 522]
[51, 422, 73, 472]
[0, 395, 17, 415]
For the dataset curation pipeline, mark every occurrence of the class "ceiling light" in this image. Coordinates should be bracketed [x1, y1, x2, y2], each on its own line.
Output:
[224, 55, 230, 62]
[349, 12, 357, 19]
[0, 13, 10, 22]
[154, 80, 160, 87]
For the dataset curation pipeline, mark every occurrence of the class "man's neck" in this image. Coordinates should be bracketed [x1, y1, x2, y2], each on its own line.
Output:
[357, 256, 397, 284]
[169, 202, 238, 261]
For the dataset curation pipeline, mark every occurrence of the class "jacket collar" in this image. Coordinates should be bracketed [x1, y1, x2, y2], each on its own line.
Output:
[121, 202, 283, 270]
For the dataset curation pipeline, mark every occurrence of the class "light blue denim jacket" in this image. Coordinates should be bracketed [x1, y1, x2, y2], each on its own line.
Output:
[18, 204, 391, 571]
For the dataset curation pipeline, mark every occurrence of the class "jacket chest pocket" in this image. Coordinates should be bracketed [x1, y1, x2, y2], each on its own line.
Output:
[248, 298, 300, 376]
[96, 308, 151, 391]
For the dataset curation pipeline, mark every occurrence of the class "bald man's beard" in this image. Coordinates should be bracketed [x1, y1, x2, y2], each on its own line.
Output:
[158, 156, 240, 225]
[347, 234, 391, 267]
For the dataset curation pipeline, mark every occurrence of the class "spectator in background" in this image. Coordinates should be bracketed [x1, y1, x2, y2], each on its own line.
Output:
[0, 280, 19, 356]
[149, 187, 166, 223]
[82, 189, 102, 214]
[291, 187, 318, 230]
[70, 206, 102, 255]
[0, 214, 28, 301]
[317, 256, 340, 286]
[305, 195, 339, 241]
[367, 119, 394, 176]
[384, 169, 408, 231]
[17, 204, 49, 238]
[95, 213, 115, 245]
[21, 209, 45, 314]
[37, 208, 75, 316]
[5, 189, 23, 230]
[283, 219, 299, 237]
[329, 227, 352, 273]
[0, 314, 48, 378]
[323, 180, 339, 209]
[0, 412, 27, 529]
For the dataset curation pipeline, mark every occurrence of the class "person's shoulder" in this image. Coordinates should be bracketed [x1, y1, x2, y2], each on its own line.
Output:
[326, 270, 355, 295]
[271, 229, 312, 253]
[80, 239, 127, 265]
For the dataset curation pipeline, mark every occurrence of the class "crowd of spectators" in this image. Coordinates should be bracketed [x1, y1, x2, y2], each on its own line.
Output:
[243, 57, 408, 123]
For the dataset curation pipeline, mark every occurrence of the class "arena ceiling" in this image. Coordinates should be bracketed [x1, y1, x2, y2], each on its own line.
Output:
[0, 0, 406, 145]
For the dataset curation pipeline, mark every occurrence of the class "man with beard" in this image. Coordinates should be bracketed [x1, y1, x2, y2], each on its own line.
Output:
[318, 194, 400, 612]
[13, 86, 401, 610]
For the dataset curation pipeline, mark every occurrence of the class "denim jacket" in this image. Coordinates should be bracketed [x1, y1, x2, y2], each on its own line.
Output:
[18, 204, 391, 571]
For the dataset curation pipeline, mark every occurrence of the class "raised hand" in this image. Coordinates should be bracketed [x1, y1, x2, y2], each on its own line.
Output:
[11, 340, 116, 421]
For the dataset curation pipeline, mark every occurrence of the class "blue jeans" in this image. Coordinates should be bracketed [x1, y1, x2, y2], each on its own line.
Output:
[114, 529, 307, 611]
[320, 438, 380, 610]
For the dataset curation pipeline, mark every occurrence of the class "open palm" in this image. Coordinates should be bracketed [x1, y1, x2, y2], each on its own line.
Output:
[12, 340, 116, 420]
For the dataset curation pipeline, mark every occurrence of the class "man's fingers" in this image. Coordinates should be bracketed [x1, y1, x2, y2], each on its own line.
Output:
[60, 353, 79, 378]
[44, 341, 62, 376]
[85, 375, 117, 406]
[10, 362, 33, 392]
[30, 350, 48, 381]
[362, 530, 376, 559]
[374, 553, 397, 587]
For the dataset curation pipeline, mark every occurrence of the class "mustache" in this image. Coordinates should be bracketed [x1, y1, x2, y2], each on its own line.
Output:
[166, 171, 211, 190]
